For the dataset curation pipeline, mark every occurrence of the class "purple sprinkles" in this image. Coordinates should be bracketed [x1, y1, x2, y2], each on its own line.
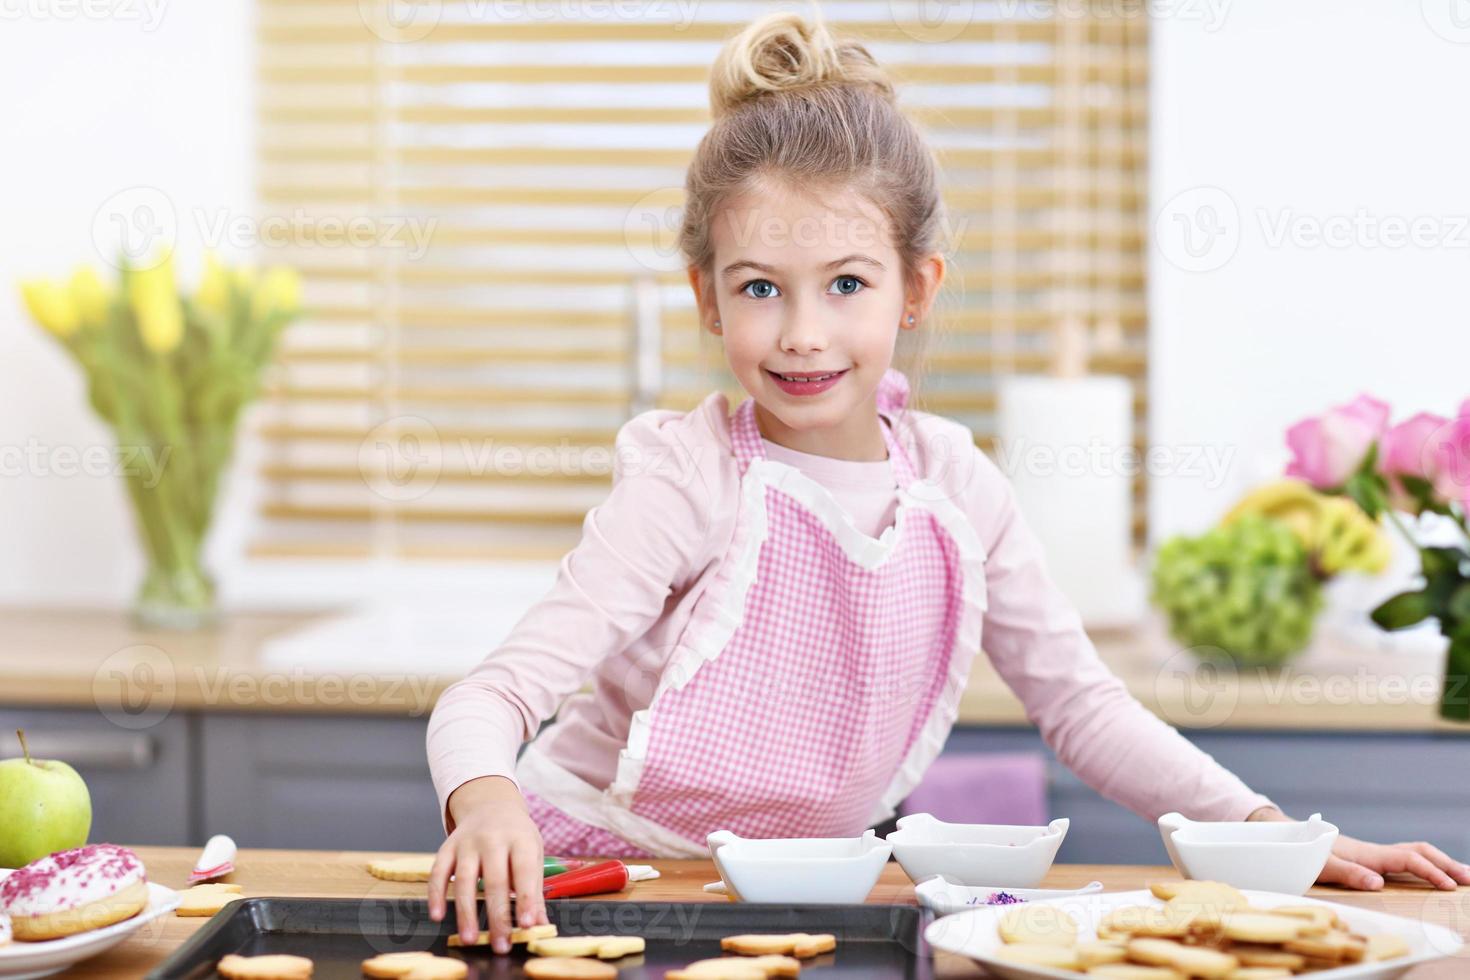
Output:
[966, 891, 1026, 906]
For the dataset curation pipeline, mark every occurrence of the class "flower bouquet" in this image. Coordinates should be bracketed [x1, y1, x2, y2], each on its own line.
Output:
[1284, 395, 1470, 720]
[19, 251, 301, 628]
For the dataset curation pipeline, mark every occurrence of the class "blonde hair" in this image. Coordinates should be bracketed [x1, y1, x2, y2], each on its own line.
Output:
[679, 8, 951, 397]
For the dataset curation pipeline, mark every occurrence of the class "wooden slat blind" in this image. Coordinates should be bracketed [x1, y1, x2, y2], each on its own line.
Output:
[252, 0, 1148, 561]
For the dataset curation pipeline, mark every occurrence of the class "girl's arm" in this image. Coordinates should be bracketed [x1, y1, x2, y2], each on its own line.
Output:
[425, 408, 725, 833]
[963, 446, 1273, 823]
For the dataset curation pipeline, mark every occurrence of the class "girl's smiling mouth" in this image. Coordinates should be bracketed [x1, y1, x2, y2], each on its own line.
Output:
[766, 368, 849, 395]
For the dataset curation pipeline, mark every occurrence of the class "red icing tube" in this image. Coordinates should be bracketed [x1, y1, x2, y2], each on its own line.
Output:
[542, 859, 630, 899]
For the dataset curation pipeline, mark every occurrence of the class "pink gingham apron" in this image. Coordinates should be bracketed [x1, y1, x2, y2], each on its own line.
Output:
[516, 368, 987, 858]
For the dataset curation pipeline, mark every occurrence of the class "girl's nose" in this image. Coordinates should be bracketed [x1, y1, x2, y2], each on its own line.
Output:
[780, 316, 829, 354]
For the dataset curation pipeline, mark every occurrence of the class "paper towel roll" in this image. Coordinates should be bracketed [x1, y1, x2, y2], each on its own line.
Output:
[996, 376, 1145, 628]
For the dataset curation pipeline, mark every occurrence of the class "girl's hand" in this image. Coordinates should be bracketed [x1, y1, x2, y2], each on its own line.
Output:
[1319, 834, 1470, 891]
[428, 775, 550, 951]
[1248, 805, 1470, 891]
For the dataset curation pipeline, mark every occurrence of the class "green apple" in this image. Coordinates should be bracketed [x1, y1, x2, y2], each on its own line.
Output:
[0, 730, 92, 868]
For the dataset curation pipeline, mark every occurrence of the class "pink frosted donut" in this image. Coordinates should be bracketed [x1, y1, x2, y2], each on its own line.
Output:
[0, 909, 11, 946]
[0, 844, 147, 941]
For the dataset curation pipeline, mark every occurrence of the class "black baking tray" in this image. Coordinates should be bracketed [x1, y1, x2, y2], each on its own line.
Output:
[147, 898, 936, 979]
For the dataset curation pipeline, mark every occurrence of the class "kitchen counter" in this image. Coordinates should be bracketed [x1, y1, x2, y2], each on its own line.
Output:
[8, 605, 1469, 861]
[2, 606, 1465, 731]
[63, 846, 1469, 978]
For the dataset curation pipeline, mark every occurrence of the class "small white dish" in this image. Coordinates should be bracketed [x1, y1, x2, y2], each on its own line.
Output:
[0, 872, 180, 980]
[1158, 810, 1338, 895]
[925, 888, 1462, 980]
[706, 828, 891, 903]
[913, 877, 1104, 916]
[885, 813, 1070, 887]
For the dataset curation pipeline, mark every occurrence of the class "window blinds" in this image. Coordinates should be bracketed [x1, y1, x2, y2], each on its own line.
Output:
[253, 0, 1148, 560]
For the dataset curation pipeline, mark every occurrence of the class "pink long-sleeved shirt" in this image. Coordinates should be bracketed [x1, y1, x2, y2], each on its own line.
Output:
[426, 392, 1274, 833]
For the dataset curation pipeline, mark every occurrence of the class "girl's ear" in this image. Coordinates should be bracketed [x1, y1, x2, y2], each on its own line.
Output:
[905, 251, 947, 327]
[687, 263, 722, 335]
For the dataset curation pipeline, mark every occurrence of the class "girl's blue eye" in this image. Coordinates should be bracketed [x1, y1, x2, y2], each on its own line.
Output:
[741, 279, 779, 299]
[740, 276, 866, 299]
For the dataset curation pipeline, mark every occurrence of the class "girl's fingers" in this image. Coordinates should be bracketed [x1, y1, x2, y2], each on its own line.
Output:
[454, 848, 485, 947]
[478, 847, 513, 954]
[1320, 854, 1383, 890]
[427, 843, 456, 922]
[509, 842, 548, 928]
[1386, 847, 1458, 891]
[1402, 841, 1470, 885]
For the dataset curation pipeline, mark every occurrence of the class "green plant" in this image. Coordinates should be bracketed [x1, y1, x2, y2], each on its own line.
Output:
[1151, 514, 1324, 667]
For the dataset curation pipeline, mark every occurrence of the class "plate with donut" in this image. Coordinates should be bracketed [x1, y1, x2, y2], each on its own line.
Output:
[0, 843, 180, 979]
[924, 878, 1465, 980]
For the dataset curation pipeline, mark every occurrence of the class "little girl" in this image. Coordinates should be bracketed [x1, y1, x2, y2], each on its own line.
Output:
[426, 10, 1468, 951]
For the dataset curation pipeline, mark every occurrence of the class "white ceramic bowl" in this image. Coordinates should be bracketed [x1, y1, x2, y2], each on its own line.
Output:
[885, 813, 1070, 887]
[0, 872, 180, 980]
[705, 829, 891, 903]
[1158, 810, 1338, 895]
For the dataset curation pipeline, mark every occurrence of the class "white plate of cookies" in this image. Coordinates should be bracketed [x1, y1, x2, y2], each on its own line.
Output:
[924, 878, 1464, 980]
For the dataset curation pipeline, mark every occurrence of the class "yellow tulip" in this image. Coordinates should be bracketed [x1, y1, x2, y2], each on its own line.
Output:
[197, 251, 232, 317]
[69, 265, 110, 328]
[20, 278, 80, 338]
[128, 252, 184, 355]
[252, 266, 301, 320]
[232, 264, 257, 293]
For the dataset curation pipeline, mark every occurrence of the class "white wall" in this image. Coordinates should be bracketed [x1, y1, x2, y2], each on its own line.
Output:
[0, 0, 255, 604]
[1148, 0, 1470, 539]
[2, 2, 1466, 606]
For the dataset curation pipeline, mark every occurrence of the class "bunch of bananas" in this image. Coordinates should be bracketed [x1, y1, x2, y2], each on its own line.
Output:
[1220, 479, 1390, 576]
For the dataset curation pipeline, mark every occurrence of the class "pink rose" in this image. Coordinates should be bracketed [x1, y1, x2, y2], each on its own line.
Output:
[1430, 399, 1470, 510]
[1379, 412, 1450, 511]
[1284, 394, 1391, 490]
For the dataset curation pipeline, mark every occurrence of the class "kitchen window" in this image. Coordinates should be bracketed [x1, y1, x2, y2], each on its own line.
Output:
[252, 0, 1148, 560]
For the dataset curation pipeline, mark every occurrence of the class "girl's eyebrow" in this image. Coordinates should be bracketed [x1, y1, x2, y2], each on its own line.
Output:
[719, 254, 886, 280]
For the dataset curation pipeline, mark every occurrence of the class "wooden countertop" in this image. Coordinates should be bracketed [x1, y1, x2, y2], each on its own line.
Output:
[61, 846, 1468, 978]
[2, 606, 1465, 732]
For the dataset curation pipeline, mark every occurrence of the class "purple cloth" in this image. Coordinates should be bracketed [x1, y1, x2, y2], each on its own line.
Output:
[898, 752, 1048, 825]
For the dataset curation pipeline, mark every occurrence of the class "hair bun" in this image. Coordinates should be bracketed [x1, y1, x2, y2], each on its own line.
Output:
[708, 10, 896, 119]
